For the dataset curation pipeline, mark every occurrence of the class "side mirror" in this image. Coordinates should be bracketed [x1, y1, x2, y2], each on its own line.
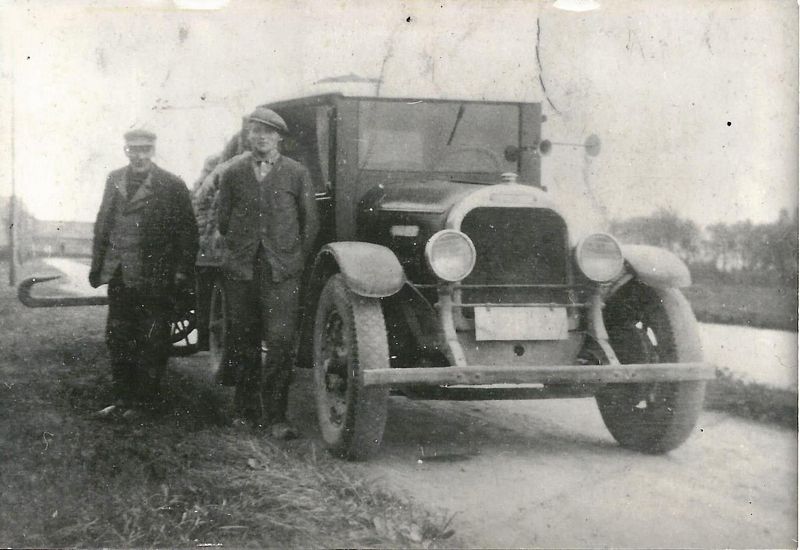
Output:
[505, 142, 553, 161]
[529, 135, 600, 157]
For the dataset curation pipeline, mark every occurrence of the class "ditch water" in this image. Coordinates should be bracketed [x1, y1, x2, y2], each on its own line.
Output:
[700, 323, 797, 390]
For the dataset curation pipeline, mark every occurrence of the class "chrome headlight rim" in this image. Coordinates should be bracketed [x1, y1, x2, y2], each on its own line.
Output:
[425, 229, 477, 283]
[575, 232, 624, 283]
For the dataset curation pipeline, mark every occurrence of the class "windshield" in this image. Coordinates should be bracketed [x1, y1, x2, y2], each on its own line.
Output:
[358, 101, 519, 174]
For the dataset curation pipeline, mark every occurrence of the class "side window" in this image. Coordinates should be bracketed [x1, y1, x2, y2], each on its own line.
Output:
[279, 105, 333, 195]
[315, 106, 332, 195]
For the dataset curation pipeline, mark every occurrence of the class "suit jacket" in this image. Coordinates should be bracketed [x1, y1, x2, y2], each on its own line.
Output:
[216, 152, 319, 281]
[90, 164, 199, 293]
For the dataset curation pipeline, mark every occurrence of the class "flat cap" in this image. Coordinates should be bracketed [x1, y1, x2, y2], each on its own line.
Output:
[248, 107, 288, 134]
[124, 128, 157, 145]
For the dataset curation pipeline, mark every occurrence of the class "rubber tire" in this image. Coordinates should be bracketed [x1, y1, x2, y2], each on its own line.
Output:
[313, 274, 390, 460]
[208, 279, 234, 385]
[596, 283, 706, 454]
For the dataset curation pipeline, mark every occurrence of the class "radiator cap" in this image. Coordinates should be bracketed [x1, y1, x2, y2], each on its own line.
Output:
[500, 172, 518, 184]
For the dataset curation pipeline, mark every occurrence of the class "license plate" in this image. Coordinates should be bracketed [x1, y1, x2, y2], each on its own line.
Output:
[474, 307, 568, 341]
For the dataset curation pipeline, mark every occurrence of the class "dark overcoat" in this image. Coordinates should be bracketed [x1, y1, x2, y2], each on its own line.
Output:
[216, 152, 319, 281]
[89, 164, 199, 293]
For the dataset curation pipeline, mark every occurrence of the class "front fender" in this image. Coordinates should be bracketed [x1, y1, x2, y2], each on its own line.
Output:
[621, 244, 691, 288]
[315, 242, 405, 298]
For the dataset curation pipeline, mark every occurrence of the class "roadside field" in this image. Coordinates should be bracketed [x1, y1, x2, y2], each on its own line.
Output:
[684, 281, 797, 332]
[0, 262, 455, 548]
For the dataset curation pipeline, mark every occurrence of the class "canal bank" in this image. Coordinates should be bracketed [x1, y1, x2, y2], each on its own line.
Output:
[700, 323, 797, 429]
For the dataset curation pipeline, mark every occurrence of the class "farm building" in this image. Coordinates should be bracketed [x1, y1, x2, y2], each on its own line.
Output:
[31, 219, 93, 257]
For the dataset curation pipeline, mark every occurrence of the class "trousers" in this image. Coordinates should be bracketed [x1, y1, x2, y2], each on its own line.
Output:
[194, 266, 220, 351]
[106, 274, 171, 403]
[225, 249, 300, 424]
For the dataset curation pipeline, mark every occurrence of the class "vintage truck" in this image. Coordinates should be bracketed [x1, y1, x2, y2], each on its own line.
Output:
[21, 92, 714, 460]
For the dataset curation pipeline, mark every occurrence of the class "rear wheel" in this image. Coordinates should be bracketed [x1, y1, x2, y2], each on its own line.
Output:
[313, 274, 389, 460]
[596, 283, 706, 454]
[168, 307, 197, 356]
[168, 282, 198, 356]
[168, 312, 196, 345]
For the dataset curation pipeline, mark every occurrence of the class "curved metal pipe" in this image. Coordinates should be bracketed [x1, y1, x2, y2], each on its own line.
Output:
[18, 276, 108, 308]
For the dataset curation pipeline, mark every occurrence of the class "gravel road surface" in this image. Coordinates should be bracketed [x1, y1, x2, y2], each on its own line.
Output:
[288, 375, 797, 548]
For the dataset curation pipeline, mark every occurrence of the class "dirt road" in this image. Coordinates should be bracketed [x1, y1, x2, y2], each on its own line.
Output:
[285, 371, 796, 548]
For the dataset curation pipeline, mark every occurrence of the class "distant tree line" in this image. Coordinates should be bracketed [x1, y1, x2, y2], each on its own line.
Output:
[611, 208, 799, 288]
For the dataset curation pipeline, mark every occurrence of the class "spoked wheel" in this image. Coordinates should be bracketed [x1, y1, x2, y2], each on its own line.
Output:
[596, 282, 706, 454]
[168, 310, 197, 356]
[313, 274, 389, 460]
[209, 279, 234, 385]
[169, 313, 196, 343]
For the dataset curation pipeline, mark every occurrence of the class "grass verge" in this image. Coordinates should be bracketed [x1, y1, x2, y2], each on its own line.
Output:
[0, 261, 457, 548]
[705, 368, 797, 430]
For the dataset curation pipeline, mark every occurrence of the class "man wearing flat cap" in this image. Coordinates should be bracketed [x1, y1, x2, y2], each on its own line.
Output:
[216, 107, 319, 439]
[89, 129, 198, 410]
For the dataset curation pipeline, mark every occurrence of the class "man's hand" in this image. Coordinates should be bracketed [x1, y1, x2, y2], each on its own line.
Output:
[174, 271, 190, 287]
[170, 271, 194, 316]
[88, 270, 101, 289]
[210, 229, 224, 249]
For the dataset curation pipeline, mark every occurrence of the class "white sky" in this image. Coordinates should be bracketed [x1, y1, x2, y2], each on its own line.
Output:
[0, 0, 797, 226]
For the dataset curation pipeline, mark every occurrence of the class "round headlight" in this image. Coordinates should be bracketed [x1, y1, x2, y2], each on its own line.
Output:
[575, 233, 624, 283]
[425, 230, 476, 282]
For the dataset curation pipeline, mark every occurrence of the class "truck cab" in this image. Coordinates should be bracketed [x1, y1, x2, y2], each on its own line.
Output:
[209, 92, 711, 460]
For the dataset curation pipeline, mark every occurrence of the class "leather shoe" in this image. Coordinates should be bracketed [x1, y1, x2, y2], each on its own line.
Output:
[269, 422, 298, 440]
[230, 417, 250, 430]
[122, 408, 143, 421]
[93, 404, 119, 418]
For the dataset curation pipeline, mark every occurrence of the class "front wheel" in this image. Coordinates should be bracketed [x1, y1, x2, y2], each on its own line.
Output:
[313, 274, 389, 460]
[596, 283, 706, 454]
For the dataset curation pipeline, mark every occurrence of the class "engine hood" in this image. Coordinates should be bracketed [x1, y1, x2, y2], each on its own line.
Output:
[359, 179, 478, 217]
[358, 179, 565, 229]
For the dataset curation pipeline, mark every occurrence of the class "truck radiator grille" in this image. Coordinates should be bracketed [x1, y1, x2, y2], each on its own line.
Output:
[459, 207, 570, 304]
